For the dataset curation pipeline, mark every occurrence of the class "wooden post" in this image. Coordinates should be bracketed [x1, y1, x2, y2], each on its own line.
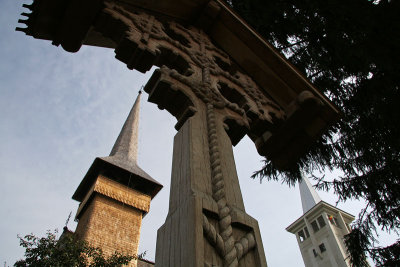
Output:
[155, 104, 267, 266]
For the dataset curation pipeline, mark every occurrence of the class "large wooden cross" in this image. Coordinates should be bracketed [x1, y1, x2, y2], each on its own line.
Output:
[101, 6, 277, 264]
[18, 0, 340, 266]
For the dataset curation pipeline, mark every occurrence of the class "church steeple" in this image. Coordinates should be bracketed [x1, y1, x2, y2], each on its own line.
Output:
[299, 174, 322, 214]
[72, 90, 162, 202]
[109, 91, 142, 163]
[72, 89, 162, 263]
[286, 174, 356, 267]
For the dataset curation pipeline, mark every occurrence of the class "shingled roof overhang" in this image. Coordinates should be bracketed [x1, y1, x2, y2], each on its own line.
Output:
[18, 0, 341, 169]
[72, 157, 163, 201]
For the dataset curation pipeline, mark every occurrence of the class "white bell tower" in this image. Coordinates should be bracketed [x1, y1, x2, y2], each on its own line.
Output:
[286, 175, 355, 267]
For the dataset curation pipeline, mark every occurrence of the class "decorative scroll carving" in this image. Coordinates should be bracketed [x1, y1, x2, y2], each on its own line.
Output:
[95, 2, 285, 131]
[205, 103, 256, 266]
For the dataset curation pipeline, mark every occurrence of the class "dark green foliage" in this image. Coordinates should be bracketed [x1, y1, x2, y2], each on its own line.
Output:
[228, 0, 400, 265]
[14, 230, 135, 267]
[370, 240, 400, 267]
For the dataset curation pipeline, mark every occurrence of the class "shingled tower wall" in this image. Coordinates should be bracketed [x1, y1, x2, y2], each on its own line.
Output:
[72, 92, 162, 266]
[74, 175, 151, 260]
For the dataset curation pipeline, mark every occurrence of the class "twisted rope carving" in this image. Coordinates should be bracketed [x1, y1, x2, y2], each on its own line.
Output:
[203, 214, 225, 256]
[235, 233, 256, 261]
[204, 103, 258, 266]
[206, 103, 238, 267]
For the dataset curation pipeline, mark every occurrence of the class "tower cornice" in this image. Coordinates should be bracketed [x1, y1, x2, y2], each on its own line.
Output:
[286, 201, 355, 233]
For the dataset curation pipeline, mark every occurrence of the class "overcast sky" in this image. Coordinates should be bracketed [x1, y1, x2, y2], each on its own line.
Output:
[0, 1, 395, 266]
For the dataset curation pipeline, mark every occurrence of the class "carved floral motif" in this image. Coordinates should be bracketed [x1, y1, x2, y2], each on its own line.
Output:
[100, 1, 285, 126]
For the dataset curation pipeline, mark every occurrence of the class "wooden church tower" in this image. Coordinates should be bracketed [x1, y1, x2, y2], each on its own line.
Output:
[286, 175, 355, 267]
[72, 91, 162, 266]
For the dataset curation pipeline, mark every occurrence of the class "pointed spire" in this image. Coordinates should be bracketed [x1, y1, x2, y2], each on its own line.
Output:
[73, 89, 162, 202]
[109, 90, 142, 163]
[299, 173, 322, 214]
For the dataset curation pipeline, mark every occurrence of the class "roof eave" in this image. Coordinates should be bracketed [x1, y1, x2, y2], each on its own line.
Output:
[286, 201, 355, 233]
[72, 157, 162, 201]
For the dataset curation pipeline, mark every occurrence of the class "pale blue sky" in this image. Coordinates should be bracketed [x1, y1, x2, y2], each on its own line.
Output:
[0, 1, 390, 266]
